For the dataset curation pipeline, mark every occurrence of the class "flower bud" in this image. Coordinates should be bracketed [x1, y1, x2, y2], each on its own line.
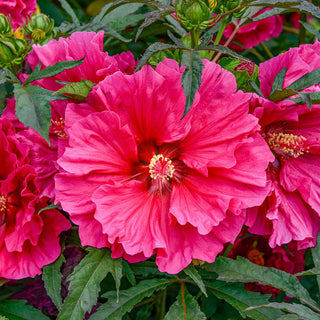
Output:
[24, 13, 54, 43]
[175, 0, 214, 30]
[0, 36, 26, 68]
[0, 14, 12, 36]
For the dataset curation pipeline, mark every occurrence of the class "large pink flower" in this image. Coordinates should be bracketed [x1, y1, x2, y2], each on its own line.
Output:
[55, 59, 273, 273]
[0, 0, 37, 29]
[224, 9, 283, 49]
[0, 118, 70, 279]
[20, 31, 137, 198]
[246, 42, 320, 248]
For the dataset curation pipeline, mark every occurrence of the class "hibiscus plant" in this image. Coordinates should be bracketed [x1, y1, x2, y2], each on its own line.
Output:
[1, 0, 320, 319]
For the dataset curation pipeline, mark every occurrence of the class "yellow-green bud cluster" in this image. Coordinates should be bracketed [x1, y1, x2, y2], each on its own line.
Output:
[0, 36, 27, 69]
[24, 13, 54, 44]
[175, 0, 215, 31]
[0, 14, 12, 36]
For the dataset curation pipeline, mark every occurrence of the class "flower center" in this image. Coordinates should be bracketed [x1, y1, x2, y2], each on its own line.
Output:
[248, 249, 265, 266]
[268, 132, 309, 158]
[0, 195, 6, 212]
[149, 154, 175, 181]
[0, 195, 6, 225]
[51, 117, 67, 138]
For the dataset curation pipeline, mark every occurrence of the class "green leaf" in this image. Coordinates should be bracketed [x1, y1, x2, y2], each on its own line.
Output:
[247, 302, 320, 320]
[312, 232, 320, 291]
[196, 44, 250, 61]
[57, 247, 112, 320]
[299, 1, 320, 19]
[54, 79, 95, 101]
[287, 67, 320, 92]
[269, 88, 297, 102]
[167, 30, 187, 48]
[122, 261, 136, 286]
[252, 7, 287, 21]
[106, 254, 123, 303]
[207, 281, 283, 320]
[58, 0, 80, 26]
[204, 256, 320, 312]
[165, 14, 187, 38]
[294, 267, 320, 276]
[0, 68, 19, 84]
[136, 42, 182, 69]
[37, 204, 62, 215]
[277, 315, 300, 320]
[200, 21, 221, 47]
[130, 261, 171, 277]
[288, 91, 320, 105]
[164, 284, 206, 320]
[42, 252, 66, 310]
[24, 58, 85, 85]
[184, 265, 207, 297]
[242, 0, 300, 7]
[181, 50, 204, 117]
[270, 67, 287, 97]
[301, 21, 320, 40]
[99, 3, 144, 24]
[298, 92, 313, 110]
[249, 79, 265, 97]
[0, 300, 50, 320]
[90, 278, 174, 320]
[14, 84, 67, 143]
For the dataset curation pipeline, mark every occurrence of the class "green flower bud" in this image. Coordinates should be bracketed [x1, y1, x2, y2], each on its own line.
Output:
[25, 13, 54, 43]
[0, 14, 12, 36]
[0, 36, 26, 68]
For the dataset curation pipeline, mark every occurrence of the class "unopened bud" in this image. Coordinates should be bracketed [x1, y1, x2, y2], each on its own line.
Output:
[0, 36, 26, 68]
[0, 14, 12, 36]
[25, 13, 54, 43]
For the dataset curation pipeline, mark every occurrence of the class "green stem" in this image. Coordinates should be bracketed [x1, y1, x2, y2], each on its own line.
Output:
[260, 41, 273, 59]
[155, 289, 167, 320]
[299, 12, 307, 45]
[190, 28, 200, 48]
[248, 47, 265, 62]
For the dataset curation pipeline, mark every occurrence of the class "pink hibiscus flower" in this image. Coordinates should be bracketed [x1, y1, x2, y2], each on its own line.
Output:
[0, 0, 37, 29]
[224, 8, 283, 49]
[246, 42, 320, 248]
[0, 117, 70, 279]
[55, 59, 273, 273]
[19, 31, 137, 198]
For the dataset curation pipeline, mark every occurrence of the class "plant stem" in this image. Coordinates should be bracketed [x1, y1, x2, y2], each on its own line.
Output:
[190, 28, 200, 48]
[212, 24, 240, 63]
[155, 289, 166, 320]
[299, 12, 307, 45]
[260, 41, 273, 59]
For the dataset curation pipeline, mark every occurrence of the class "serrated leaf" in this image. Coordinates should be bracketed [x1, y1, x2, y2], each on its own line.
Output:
[294, 267, 320, 276]
[42, 252, 66, 310]
[24, 58, 85, 85]
[100, 3, 144, 24]
[299, 1, 320, 19]
[207, 281, 283, 320]
[58, 0, 80, 26]
[164, 284, 206, 320]
[130, 261, 171, 277]
[57, 247, 111, 320]
[243, 0, 300, 7]
[247, 302, 320, 320]
[0, 300, 50, 320]
[301, 21, 320, 40]
[90, 278, 174, 320]
[312, 232, 320, 291]
[0, 68, 19, 84]
[288, 91, 320, 105]
[106, 254, 122, 303]
[249, 79, 264, 97]
[14, 84, 67, 143]
[123, 261, 136, 286]
[270, 67, 287, 96]
[135, 8, 174, 41]
[54, 79, 95, 101]
[298, 92, 313, 110]
[252, 7, 286, 21]
[184, 265, 207, 297]
[200, 21, 221, 47]
[196, 44, 250, 61]
[181, 50, 204, 117]
[277, 315, 300, 320]
[269, 88, 297, 102]
[167, 30, 187, 48]
[137, 42, 182, 69]
[204, 256, 320, 312]
[287, 67, 320, 92]
[165, 14, 187, 37]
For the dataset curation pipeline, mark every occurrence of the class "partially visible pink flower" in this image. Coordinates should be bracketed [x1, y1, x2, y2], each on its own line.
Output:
[224, 9, 283, 49]
[0, 118, 70, 279]
[55, 59, 273, 273]
[0, 0, 37, 29]
[229, 234, 305, 297]
[20, 31, 137, 199]
[246, 42, 320, 249]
